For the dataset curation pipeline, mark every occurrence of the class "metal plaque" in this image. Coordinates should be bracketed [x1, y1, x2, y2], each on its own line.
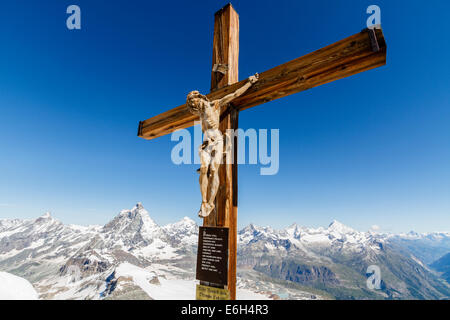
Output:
[196, 226, 229, 286]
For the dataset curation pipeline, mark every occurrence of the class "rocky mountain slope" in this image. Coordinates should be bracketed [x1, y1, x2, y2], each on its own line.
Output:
[385, 230, 450, 265]
[431, 253, 450, 283]
[238, 221, 450, 299]
[0, 203, 199, 299]
[0, 204, 449, 300]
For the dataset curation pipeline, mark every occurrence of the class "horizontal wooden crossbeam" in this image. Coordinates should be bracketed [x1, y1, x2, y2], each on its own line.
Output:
[138, 28, 386, 140]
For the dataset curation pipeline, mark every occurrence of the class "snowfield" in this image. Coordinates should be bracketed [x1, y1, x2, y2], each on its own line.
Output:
[0, 272, 39, 300]
[114, 263, 270, 300]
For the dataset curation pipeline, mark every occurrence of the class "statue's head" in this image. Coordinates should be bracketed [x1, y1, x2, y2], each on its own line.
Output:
[187, 91, 208, 114]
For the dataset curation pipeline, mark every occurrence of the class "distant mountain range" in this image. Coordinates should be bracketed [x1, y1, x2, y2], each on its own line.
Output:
[0, 203, 449, 300]
[238, 220, 450, 299]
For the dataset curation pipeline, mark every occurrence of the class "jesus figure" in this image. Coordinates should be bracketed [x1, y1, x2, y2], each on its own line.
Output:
[187, 73, 259, 218]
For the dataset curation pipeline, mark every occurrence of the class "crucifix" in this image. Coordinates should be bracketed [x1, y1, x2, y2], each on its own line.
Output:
[137, 4, 386, 300]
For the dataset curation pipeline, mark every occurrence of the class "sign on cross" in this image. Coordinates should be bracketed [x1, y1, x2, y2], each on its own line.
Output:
[137, 4, 387, 300]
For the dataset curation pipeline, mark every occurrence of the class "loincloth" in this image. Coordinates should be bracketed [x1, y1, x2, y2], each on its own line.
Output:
[200, 129, 224, 153]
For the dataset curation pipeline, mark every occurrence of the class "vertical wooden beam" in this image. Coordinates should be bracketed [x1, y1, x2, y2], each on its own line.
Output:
[228, 105, 239, 300]
[204, 3, 239, 300]
[210, 4, 239, 92]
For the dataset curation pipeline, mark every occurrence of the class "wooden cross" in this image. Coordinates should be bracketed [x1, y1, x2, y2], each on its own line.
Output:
[137, 4, 386, 300]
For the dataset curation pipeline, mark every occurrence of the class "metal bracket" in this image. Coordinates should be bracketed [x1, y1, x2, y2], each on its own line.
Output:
[212, 63, 229, 75]
[361, 28, 380, 53]
[137, 121, 144, 137]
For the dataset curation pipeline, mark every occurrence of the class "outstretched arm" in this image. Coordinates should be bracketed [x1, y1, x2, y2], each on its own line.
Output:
[215, 73, 259, 108]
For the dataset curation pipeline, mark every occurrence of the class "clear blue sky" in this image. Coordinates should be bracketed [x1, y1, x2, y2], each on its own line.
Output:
[0, 0, 449, 233]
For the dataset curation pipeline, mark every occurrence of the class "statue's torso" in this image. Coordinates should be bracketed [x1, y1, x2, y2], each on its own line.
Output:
[201, 101, 220, 133]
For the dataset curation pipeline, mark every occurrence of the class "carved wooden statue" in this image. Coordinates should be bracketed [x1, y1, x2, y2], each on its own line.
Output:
[187, 74, 259, 218]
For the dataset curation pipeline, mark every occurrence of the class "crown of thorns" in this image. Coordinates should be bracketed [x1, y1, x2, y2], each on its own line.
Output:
[187, 91, 209, 103]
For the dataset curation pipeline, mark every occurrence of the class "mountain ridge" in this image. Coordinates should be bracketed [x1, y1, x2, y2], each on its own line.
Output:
[0, 203, 449, 300]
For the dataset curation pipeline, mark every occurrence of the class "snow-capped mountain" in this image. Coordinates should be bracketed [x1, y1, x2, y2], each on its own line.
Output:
[0, 204, 449, 300]
[387, 230, 450, 265]
[163, 217, 198, 246]
[0, 211, 101, 283]
[102, 203, 166, 246]
[237, 220, 450, 299]
[0, 203, 199, 299]
[395, 231, 450, 240]
[239, 220, 385, 251]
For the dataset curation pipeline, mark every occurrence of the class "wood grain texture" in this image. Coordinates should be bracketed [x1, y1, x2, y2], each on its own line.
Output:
[203, 3, 239, 301]
[138, 28, 386, 140]
[211, 3, 239, 91]
[227, 106, 239, 301]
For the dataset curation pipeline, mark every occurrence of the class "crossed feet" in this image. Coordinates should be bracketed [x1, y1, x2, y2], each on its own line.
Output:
[198, 202, 215, 218]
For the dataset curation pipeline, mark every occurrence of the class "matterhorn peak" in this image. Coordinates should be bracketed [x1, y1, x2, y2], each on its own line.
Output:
[35, 211, 58, 224]
[109, 203, 156, 228]
[132, 202, 149, 216]
[136, 202, 144, 210]
[103, 203, 162, 243]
